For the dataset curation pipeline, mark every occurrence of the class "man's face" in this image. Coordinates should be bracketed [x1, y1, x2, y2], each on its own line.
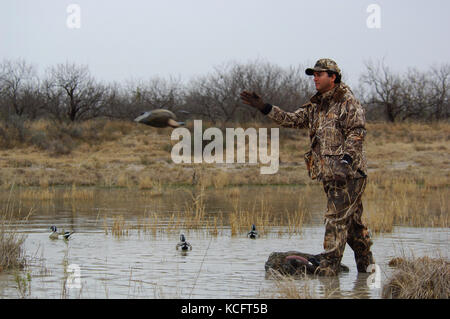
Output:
[313, 71, 336, 93]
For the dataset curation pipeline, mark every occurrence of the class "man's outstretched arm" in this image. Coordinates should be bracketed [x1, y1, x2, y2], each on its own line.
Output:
[240, 91, 309, 129]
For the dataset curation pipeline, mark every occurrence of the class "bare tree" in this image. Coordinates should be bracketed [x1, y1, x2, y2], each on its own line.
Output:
[2, 58, 446, 124]
[184, 60, 314, 123]
[45, 62, 106, 121]
[142, 77, 183, 111]
[361, 60, 406, 122]
[362, 60, 449, 121]
[429, 64, 449, 120]
[0, 59, 41, 118]
[399, 68, 432, 121]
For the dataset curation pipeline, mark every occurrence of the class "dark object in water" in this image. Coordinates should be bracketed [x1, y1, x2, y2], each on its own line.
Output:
[265, 251, 349, 276]
[49, 226, 74, 240]
[388, 257, 406, 267]
[176, 233, 192, 251]
[62, 231, 74, 240]
[247, 224, 258, 239]
[134, 109, 184, 128]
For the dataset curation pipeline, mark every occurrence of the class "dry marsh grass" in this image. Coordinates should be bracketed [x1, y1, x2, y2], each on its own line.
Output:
[111, 215, 130, 237]
[0, 119, 448, 231]
[259, 269, 318, 299]
[2, 119, 447, 189]
[0, 193, 32, 272]
[259, 269, 351, 299]
[383, 256, 450, 299]
[363, 171, 449, 233]
[96, 186, 310, 238]
[228, 197, 308, 237]
[14, 185, 95, 202]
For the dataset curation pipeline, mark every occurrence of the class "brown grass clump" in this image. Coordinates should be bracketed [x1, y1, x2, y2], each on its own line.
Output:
[259, 269, 345, 299]
[111, 215, 130, 237]
[19, 188, 56, 201]
[63, 184, 94, 200]
[363, 171, 449, 233]
[0, 196, 31, 272]
[261, 269, 317, 299]
[383, 256, 450, 299]
[182, 189, 207, 229]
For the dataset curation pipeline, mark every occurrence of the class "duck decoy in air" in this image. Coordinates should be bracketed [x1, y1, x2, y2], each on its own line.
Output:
[176, 233, 192, 251]
[134, 109, 185, 128]
[247, 224, 258, 239]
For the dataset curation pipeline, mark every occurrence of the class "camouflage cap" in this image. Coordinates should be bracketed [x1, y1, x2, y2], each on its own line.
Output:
[305, 58, 341, 76]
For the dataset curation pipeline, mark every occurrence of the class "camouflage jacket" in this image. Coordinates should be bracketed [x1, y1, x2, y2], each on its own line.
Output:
[266, 83, 367, 181]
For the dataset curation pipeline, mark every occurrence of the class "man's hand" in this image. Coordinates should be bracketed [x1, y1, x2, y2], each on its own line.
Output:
[240, 91, 265, 111]
[334, 155, 353, 182]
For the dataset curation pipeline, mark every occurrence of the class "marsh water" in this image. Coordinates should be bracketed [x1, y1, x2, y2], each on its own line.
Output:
[0, 185, 448, 299]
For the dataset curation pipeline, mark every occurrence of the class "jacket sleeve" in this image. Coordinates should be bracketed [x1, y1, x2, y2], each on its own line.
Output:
[264, 104, 309, 129]
[341, 97, 366, 165]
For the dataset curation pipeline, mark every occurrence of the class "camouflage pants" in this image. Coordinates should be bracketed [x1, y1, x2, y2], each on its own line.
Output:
[317, 177, 374, 276]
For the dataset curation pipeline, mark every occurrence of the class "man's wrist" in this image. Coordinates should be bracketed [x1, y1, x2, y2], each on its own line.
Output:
[260, 103, 273, 115]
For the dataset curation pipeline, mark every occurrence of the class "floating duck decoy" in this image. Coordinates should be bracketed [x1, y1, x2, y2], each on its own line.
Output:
[49, 226, 74, 240]
[176, 233, 192, 251]
[134, 109, 185, 128]
[247, 224, 258, 239]
[49, 226, 59, 239]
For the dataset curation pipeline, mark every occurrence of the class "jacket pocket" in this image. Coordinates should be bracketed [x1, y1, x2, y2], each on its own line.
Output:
[320, 127, 344, 156]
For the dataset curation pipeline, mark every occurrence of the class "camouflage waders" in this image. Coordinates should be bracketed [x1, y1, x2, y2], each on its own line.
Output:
[317, 177, 374, 276]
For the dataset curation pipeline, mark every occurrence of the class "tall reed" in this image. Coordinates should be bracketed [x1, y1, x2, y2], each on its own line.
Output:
[0, 188, 32, 272]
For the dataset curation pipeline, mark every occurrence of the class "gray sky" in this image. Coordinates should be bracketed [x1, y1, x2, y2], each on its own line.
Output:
[1, 0, 449, 87]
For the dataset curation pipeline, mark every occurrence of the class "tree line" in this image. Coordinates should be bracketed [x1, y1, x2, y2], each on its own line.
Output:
[0, 58, 448, 124]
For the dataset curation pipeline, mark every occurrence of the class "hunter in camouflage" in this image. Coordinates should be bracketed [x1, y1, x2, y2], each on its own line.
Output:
[241, 58, 375, 276]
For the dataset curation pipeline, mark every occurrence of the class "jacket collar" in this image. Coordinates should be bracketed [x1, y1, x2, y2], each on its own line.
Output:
[310, 83, 347, 105]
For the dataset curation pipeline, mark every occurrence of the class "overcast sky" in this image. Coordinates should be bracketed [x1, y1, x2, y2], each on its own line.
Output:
[1, 0, 449, 87]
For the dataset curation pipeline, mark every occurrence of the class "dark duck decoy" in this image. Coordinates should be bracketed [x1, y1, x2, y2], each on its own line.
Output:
[176, 233, 192, 251]
[134, 109, 184, 128]
[247, 224, 258, 239]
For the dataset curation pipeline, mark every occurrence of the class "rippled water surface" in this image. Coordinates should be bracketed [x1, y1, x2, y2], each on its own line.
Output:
[0, 186, 448, 299]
